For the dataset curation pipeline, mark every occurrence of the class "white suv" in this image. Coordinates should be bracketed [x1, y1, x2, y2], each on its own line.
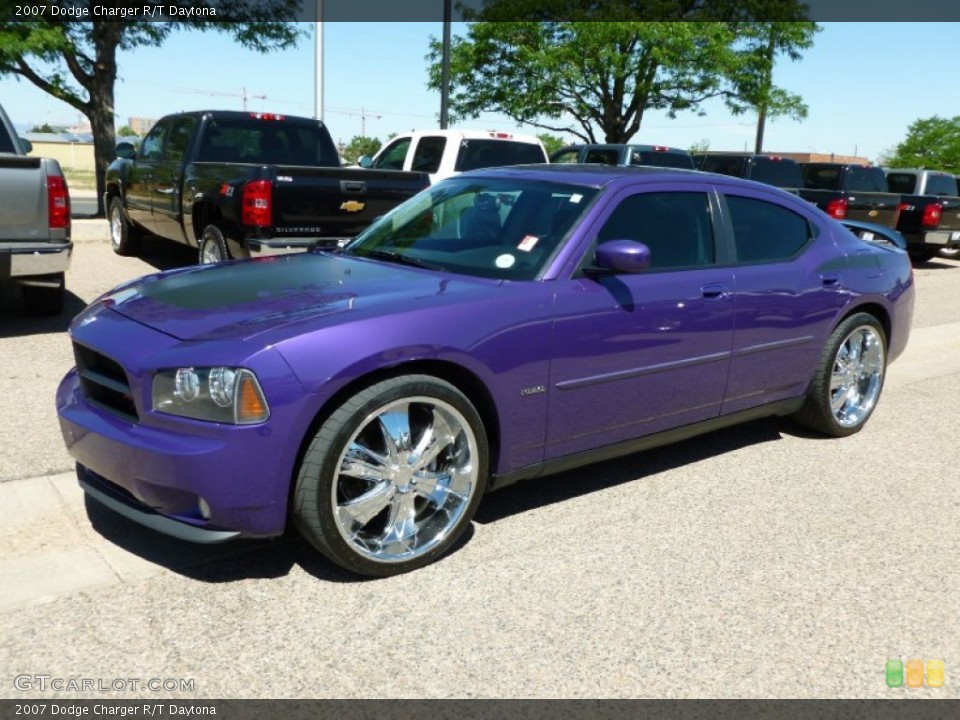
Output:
[360, 129, 548, 184]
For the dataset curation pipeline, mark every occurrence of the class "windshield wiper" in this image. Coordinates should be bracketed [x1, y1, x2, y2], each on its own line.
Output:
[362, 249, 445, 271]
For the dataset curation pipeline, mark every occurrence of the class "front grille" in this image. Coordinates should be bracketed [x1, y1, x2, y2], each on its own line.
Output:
[73, 343, 139, 422]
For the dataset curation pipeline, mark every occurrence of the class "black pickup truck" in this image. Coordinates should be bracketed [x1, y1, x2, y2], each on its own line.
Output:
[105, 111, 429, 262]
[797, 163, 901, 230]
[884, 168, 960, 262]
[692, 152, 802, 189]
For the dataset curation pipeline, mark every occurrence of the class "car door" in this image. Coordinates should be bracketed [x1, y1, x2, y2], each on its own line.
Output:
[151, 115, 196, 245]
[718, 190, 849, 415]
[545, 185, 735, 458]
[125, 119, 169, 232]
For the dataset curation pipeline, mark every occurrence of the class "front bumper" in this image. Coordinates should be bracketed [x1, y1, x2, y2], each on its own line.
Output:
[0, 241, 72, 279]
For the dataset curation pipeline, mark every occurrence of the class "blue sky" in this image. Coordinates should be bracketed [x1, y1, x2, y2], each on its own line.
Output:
[1, 22, 958, 162]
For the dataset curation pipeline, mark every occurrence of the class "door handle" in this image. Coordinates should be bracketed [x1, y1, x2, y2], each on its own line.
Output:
[821, 273, 841, 288]
[701, 283, 728, 300]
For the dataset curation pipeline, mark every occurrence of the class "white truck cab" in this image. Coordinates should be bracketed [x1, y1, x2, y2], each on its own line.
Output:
[360, 129, 548, 184]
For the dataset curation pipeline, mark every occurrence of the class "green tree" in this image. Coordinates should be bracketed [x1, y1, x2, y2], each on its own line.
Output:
[536, 133, 568, 156]
[883, 116, 960, 172]
[29, 122, 55, 133]
[343, 136, 382, 164]
[116, 125, 138, 137]
[427, 6, 816, 144]
[0, 5, 303, 215]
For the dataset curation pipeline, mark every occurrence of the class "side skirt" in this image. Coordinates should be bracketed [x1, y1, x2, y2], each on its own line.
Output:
[487, 397, 805, 492]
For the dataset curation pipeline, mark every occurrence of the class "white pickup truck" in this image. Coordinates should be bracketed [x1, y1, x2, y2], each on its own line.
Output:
[359, 129, 548, 184]
[0, 102, 71, 315]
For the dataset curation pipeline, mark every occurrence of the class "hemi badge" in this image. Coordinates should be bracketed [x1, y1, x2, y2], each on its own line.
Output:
[520, 385, 546, 397]
[340, 200, 366, 213]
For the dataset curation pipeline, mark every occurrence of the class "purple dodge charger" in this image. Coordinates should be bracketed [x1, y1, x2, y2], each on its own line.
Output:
[56, 166, 915, 576]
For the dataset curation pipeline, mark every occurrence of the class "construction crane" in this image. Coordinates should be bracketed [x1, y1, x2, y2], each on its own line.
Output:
[175, 87, 267, 111]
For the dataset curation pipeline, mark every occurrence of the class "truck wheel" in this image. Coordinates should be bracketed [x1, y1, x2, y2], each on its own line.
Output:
[293, 375, 488, 577]
[199, 225, 230, 264]
[939, 246, 960, 259]
[21, 273, 65, 316]
[792, 313, 887, 438]
[109, 196, 142, 257]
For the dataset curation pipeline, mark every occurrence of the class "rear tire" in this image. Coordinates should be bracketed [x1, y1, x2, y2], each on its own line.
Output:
[21, 273, 65, 316]
[109, 196, 142, 257]
[907, 246, 937, 263]
[939, 246, 960, 259]
[793, 313, 887, 437]
[293, 375, 488, 577]
[199, 224, 230, 264]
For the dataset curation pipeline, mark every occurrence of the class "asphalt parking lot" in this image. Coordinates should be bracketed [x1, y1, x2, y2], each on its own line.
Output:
[1, 206, 959, 699]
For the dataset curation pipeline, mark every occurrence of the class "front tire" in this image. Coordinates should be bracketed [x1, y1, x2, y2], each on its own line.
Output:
[109, 196, 142, 257]
[198, 224, 230, 264]
[293, 375, 488, 577]
[793, 313, 887, 437]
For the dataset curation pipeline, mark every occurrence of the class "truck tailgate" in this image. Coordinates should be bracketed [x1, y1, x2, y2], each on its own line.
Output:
[845, 191, 900, 226]
[271, 166, 427, 239]
[0, 155, 47, 240]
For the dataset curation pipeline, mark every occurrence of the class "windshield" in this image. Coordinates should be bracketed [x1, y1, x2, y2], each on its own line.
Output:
[342, 177, 597, 280]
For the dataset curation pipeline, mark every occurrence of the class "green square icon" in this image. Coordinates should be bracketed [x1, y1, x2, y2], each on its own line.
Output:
[886, 659, 904, 688]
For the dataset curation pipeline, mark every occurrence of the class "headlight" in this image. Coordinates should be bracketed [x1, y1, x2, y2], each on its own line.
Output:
[152, 367, 270, 424]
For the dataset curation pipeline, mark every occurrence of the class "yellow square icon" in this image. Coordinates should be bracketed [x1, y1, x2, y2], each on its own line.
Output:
[905, 659, 924, 688]
[926, 660, 945, 688]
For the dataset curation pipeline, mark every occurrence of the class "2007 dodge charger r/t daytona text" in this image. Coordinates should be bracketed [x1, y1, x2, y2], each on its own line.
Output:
[56, 166, 915, 576]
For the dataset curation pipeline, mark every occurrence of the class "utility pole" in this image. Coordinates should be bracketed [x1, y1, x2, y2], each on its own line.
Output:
[314, 2, 324, 121]
[440, 0, 451, 129]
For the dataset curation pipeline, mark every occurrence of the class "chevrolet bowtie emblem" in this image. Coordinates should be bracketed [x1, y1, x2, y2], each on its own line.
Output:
[340, 200, 366, 212]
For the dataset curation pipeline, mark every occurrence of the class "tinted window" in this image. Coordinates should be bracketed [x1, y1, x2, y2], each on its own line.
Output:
[726, 195, 810, 263]
[748, 158, 802, 188]
[925, 174, 957, 196]
[802, 164, 841, 190]
[700, 156, 748, 178]
[373, 137, 411, 170]
[455, 140, 546, 171]
[196, 119, 339, 166]
[886, 173, 918, 194]
[582, 148, 621, 165]
[596, 192, 714, 270]
[630, 151, 695, 169]
[0, 126, 15, 154]
[163, 117, 196, 164]
[847, 166, 887, 192]
[411, 136, 446, 173]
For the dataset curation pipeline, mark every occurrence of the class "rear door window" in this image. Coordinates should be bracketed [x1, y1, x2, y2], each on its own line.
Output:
[726, 195, 811, 263]
[411, 136, 447, 173]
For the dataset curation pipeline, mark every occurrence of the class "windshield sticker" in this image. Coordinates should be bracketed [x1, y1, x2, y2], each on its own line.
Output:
[495, 254, 516, 269]
[518, 235, 539, 252]
[569, 194, 583, 204]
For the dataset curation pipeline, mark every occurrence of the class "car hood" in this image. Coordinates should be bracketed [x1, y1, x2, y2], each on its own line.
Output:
[99, 252, 499, 342]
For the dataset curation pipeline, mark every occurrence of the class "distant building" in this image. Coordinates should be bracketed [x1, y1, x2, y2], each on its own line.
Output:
[127, 116, 157, 135]
[776, 152, 873, 166]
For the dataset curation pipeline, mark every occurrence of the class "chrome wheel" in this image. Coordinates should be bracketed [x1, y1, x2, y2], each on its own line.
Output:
[109, 204, 123, 251]
[199, 224, 228, 264]
[332, 396, 479, 564]
[293, 375, 488, 576]
[829, 325, 885, 428]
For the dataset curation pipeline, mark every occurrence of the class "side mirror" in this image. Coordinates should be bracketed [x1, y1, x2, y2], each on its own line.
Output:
[358, 155, 373, 169]
[595, 239, 651, 274]
[115, 141, 136, 160]
[18, 137, 33, 154]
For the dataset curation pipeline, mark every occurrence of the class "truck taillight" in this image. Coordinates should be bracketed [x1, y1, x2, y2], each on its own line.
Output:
[922, 202, 942, 228]
[249, 112, 284, 121]
[826, 197, 848, 219]
[47, 174, 70, 229]
[242, 180, 272, 227]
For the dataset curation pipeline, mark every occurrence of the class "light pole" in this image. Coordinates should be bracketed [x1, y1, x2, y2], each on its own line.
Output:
[314, 2, 324, 122]
[440, 0, 452, 129]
